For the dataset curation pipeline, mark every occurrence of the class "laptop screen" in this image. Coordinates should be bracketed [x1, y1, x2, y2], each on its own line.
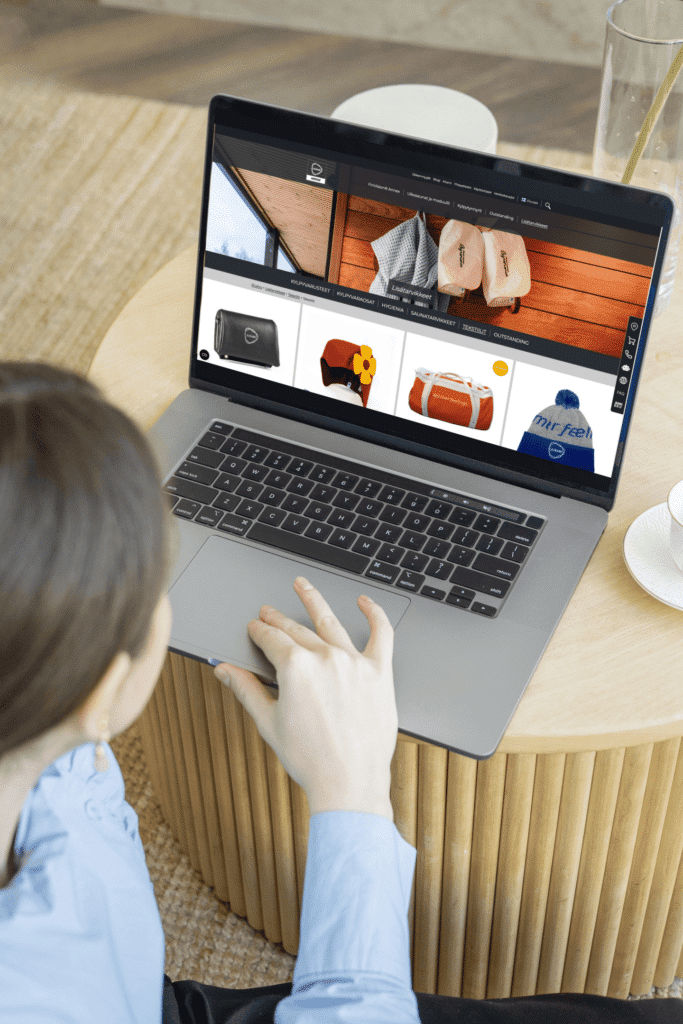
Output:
[190, 95, 672, 509]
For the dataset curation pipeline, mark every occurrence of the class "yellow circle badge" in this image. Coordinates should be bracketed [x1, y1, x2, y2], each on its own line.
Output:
[492, 360, 509, 376]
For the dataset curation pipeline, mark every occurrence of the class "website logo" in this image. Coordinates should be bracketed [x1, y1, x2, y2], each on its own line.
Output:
[244, 327, 259, 345]
[548, 442, 565, 460]
[306, 160, 326, 184]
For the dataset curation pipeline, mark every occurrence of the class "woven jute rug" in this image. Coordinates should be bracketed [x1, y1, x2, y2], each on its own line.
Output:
[0, 68, 681, 999]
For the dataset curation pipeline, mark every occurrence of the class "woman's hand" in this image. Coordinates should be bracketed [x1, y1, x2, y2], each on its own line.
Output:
[213, 576, 397, 821]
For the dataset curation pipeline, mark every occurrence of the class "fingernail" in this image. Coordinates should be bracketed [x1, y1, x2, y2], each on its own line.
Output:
[295, 576, 312, 589]
[213, 664, 231, 683]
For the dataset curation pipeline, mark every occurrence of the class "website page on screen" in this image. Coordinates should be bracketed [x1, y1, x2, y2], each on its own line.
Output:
[195, 128, 662, 483]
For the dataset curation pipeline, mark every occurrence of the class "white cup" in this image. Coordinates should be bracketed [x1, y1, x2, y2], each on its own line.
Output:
[667, 480, 683, 571]
[331, 84, 498, 153]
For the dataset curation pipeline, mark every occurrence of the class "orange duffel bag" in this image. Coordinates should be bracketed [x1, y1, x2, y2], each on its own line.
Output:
[408, 368, 493, 430]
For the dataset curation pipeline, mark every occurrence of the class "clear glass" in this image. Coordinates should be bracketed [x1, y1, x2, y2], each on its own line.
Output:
[205, 163, 268, 264]
[593, 0, 683, 314]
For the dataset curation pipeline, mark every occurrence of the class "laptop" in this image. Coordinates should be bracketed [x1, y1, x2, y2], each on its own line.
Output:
[147, 93, 672, 759]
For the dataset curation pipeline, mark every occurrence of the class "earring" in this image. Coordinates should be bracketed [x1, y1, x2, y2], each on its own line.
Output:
[94, 719, 111, 773]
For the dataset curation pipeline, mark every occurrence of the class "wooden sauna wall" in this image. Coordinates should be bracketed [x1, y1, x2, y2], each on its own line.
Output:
[327, 194, 650, 359]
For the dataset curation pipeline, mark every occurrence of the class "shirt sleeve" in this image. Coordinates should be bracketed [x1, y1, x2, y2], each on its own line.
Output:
[274, 811, 420, 1024]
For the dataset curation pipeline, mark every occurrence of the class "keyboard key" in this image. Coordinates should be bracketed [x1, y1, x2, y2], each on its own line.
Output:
[282, 514, 309, 534]
[426, 559, 451, 580]
[397, 570, 425, 592]
[446, 593, 472, 609]
[449, 506, 477, 526]
[451, 566, 510, 599]
[281, 494, 309, 514]
[328, 508, 355, 529]
[236, 480, 263, 500]
[221, 456, 247, 475]
[401, 551, 428, 572]
[172, 498, 201, 519]
[310, 483, 336, 503]
[198, 430, 225, 450]
[243, 445, 268, 463]
[282, 516, 309, 532]
[400, 530, 425, 551]
[261, 487, 286, 507]
[248, 522, 369, 574]
[236, 499, 264, 520]
[209, 421, 233, 435]
[501, 542, 529, 563]
[378, 544, 403, 565]
[404, 513, 430, 533]
[165, 476, 218, 505]
[196, 505, 224, 527]
[426, 500, 451, 519]
[176, 461, 219, 485]
[217, 514, 251, 536]
[355, 478, 382, 497]
[242, 463, 270, 482]
[309, 465, 337, 484]
[187, 446, 224, 468]
[334, 472, 359, 490]
[287, 477, 314, 496]
[449, 585, 476, 600]
[498, 522, 538, 545]
[375, 523, 401, 544]
[472, 602, 497, 617]
[379, 506, 406, 526]
[212, 492, 241, 513]
[423, 537, 450, 558]
[289, 458, 314, 476]
[427, 520, 454, 541]
[353, 515, 378, 536]
[353, 536, 380, 557]
[453, 527, 478, 547]
[356, 498, 382, 518]
[421, 585, 446, 601]
[214, 472, 241, 493]
[447, 545, 475, 566]
[305, 521, 333, 542]
[475, 514, 501, 534]
[333, 492, 360, 511]
[476, 535, 503, 556]
[330, 529, 355, 549]
[402, 493, 429, 513]
[526, 516, 544, 530]
[472, 553, 520, 580]
[264, 450, 290, 470]
[259, 507, 287, 528]
[220, 437, 247, 456]
[366, 560, 401, 584]
[266, 470, 292, 489]
[307, 501, 333, 521]
[379, 485, 405, 505]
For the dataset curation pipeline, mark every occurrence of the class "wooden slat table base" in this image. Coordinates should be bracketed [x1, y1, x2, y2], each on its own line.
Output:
[140, 653, 683, 998]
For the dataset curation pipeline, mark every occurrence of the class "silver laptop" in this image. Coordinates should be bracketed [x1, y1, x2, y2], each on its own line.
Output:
[147, 94, 672, 759]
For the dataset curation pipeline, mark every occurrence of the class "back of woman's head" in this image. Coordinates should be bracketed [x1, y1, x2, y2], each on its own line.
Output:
[0, 361, 171, 761]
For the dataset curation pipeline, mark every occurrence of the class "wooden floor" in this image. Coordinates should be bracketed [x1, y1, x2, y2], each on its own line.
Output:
[0, 0, 601, 151]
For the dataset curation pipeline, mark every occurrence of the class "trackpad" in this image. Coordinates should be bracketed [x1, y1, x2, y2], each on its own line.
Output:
[168, 536, 411, 680]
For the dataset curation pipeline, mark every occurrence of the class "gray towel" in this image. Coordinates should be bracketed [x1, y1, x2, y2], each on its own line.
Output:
[369, 213, 450, 312]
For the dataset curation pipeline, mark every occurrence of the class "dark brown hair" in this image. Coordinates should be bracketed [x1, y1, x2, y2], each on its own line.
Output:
[0, 361, 172, 761]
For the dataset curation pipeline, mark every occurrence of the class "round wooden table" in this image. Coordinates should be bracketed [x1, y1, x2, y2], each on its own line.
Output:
[89, 150, 683, 998]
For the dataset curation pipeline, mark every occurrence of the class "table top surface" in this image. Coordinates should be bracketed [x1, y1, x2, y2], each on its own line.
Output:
[89, 142, 683, 755]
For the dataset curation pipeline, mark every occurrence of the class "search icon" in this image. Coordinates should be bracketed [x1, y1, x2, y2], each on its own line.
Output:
[544, 202, 551, 210]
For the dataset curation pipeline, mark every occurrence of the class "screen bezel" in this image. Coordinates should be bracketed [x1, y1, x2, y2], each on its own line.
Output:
[189, 93, 674, 511]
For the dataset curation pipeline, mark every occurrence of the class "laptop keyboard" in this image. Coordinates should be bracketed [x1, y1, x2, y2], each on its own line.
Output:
[164, 420, 546, 619]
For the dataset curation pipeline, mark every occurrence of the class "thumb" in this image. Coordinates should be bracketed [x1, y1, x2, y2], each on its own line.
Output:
[214, 663, 277, 744]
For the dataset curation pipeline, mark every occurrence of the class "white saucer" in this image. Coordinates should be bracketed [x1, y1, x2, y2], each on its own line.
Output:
[623, 503, 683, 610]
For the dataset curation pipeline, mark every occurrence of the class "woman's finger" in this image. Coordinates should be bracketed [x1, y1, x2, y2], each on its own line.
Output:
[253, 601, 327, 653]
[293, 577, 355, 651]
[358, 594, 394, 666]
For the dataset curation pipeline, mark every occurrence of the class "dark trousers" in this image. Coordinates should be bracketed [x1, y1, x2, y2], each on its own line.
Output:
[163, 974, 683, 1024]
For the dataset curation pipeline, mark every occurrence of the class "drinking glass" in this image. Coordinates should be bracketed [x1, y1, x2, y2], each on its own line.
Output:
[593, 0, 683, 315]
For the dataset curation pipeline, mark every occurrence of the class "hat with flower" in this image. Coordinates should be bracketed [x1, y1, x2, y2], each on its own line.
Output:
[320, 339, 376, 407]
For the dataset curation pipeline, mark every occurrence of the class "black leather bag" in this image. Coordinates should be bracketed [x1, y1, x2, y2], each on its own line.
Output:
[214, 309, 280, 368]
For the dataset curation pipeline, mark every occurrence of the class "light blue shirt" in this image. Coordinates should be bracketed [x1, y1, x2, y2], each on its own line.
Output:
[0, 744, 420, 1023]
